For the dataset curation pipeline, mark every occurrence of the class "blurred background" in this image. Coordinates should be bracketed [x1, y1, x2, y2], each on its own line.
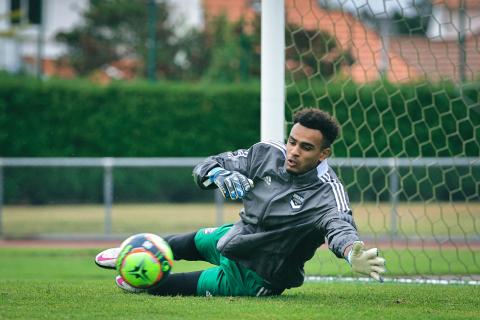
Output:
[0, 0, 478, 280]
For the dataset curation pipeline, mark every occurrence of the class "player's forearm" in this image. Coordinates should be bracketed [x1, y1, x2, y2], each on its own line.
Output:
[192, 159, 222, 189]
[323, 214, 359, 258]
[327, 231, 359, 259]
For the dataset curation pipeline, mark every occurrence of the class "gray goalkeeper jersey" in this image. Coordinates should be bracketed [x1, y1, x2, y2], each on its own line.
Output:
[193, 141, 359, 289]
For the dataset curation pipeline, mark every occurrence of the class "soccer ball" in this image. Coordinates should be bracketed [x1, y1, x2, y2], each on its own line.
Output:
[116, 233, 174, 289]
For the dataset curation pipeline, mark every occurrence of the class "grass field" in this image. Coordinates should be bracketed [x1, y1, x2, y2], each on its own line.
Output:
[307, 248, 480, 276]
[2, 202, 480, 237]
[2, 203, 479, 279]
[0, 247, 478, 320]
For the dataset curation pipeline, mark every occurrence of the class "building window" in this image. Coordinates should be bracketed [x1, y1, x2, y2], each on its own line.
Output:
[10, 0, 42, 25]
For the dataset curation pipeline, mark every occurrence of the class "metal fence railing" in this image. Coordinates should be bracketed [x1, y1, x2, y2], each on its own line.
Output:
[0, 157, 478, 240]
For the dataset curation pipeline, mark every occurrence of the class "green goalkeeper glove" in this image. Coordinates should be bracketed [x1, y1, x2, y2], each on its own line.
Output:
[347, 241, 386, 282]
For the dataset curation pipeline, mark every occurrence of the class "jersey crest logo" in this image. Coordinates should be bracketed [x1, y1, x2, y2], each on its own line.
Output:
[290, 193, 305, 210]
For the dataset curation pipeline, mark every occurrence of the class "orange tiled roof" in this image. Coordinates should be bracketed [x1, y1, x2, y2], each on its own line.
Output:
[389, 35, 480, 82]
[202, 0, 256, 22]
[203, 0, 480, 83]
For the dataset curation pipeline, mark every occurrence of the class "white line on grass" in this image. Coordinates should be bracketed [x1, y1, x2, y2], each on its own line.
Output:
[305, 276, 480, 286]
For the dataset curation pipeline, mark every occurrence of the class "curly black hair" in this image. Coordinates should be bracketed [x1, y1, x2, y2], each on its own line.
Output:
[293, 108, 340, 148]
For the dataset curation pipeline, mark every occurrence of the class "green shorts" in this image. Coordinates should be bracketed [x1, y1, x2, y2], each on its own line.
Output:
[194, 224, 271, 297]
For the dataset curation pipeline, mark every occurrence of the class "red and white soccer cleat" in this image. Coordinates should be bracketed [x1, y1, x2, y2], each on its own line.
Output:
[94, 247, 120, 269]
[115, 275, 145, 293]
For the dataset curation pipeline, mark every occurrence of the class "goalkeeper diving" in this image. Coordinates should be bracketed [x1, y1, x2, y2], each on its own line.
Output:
[95, 108, 386, 296]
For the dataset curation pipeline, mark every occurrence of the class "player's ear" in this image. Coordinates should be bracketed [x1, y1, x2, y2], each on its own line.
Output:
[319, 147, 331, 161]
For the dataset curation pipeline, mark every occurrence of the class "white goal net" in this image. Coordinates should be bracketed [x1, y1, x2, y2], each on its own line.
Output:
[283, 0, 480, 281]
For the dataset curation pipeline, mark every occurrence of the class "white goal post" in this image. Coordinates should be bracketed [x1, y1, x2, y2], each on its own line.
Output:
[261, 0, 285, 142]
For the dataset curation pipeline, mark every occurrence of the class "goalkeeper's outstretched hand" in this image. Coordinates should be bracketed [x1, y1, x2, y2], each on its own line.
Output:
[348, 241, 386, 282]
[207, 168, 254, 200]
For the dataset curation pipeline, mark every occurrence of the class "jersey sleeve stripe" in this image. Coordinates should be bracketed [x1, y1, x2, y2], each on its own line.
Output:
[337, 182, 351, 211]
[319, 172, 329, 182]
[335, 182, 348, 212]
[327, 182, 342, 211]
[325, 173, 350, 212]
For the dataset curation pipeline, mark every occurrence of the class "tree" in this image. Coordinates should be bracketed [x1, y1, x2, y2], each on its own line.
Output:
[202, 14, 347, 83]
[286, 26, 354, 81]
[201, 14, 260, 83]
[55, 1, 346, 82]
[56, 0, 179, 78]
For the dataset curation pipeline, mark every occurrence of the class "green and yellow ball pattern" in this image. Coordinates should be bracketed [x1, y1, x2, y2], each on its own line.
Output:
[116, 233, 174, 289]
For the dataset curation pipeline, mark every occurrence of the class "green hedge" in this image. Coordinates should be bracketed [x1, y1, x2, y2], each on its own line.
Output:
[0, 77, 260, 157]
[1, 75, 478, 158]
[0, 75, 478, 204]
[286, 80, 480, 157]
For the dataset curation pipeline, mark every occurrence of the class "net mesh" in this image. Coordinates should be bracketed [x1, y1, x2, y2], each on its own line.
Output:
[285, 0, 480, 280]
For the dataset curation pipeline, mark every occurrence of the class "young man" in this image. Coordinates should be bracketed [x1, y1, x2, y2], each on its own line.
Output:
[95, 108, 386, 296]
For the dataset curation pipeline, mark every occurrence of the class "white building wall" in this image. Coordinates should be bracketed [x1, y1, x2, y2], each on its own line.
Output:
[0, 0, 7, 29]
[0, 0, 203, 74]
[42, 0, 89, 57]
[0, 0, 18, 72]
[166, 0, 204, 36]
[0, 0, 88, 72]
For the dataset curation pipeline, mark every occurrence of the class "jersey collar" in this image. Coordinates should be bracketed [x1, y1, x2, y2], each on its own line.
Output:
[282, 159, 329, 186]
